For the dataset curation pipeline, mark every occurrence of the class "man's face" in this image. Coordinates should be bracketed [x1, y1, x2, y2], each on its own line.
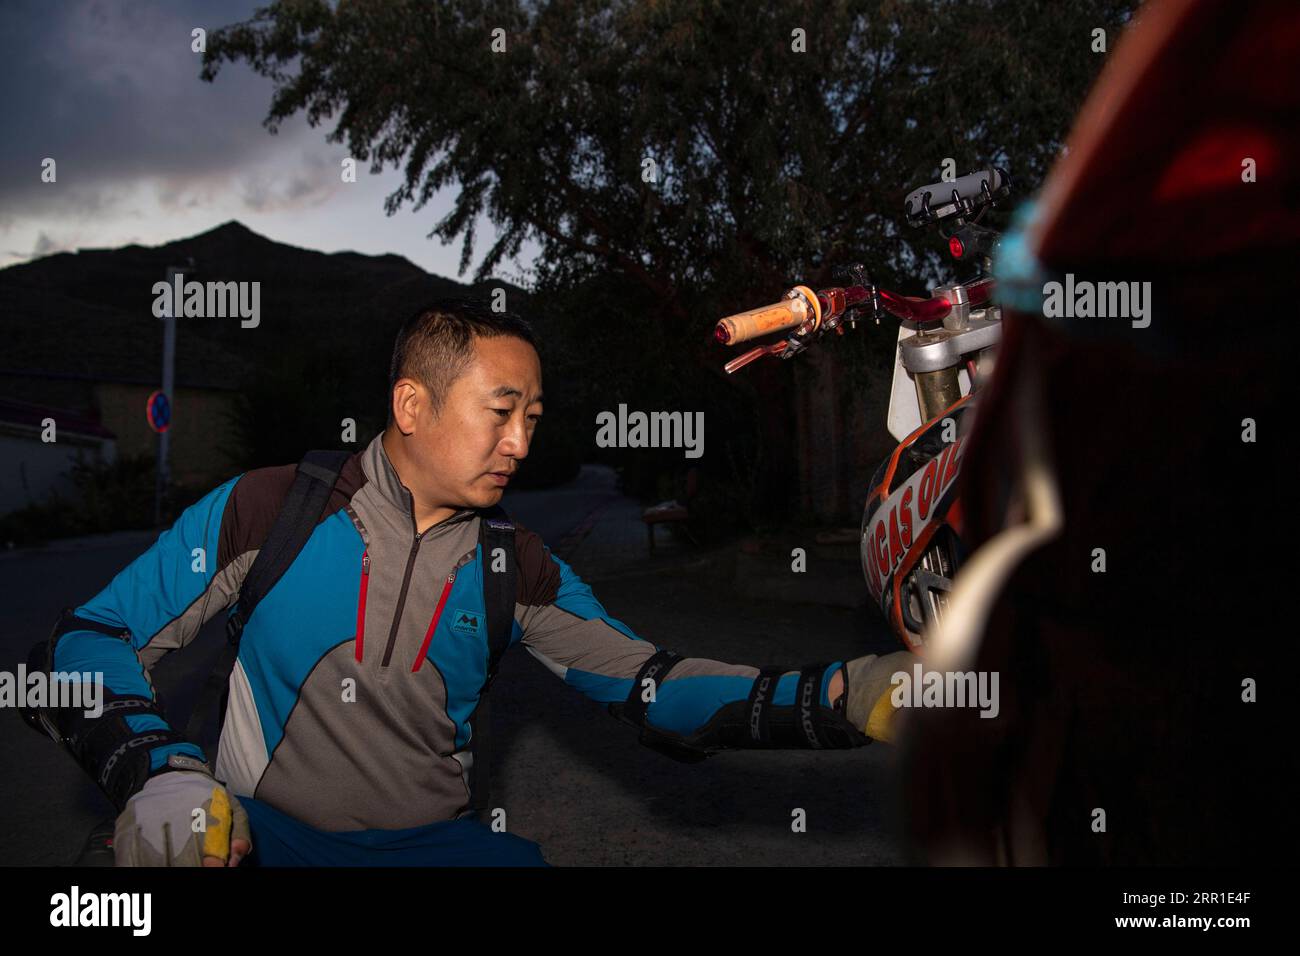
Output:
[397, 334, 543, 511]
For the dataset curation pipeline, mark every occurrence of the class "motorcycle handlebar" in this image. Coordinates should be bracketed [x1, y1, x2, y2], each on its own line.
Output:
[716, 276, 998, 373]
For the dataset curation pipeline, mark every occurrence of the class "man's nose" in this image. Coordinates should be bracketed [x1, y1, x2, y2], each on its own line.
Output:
[499, 417, 530, 459]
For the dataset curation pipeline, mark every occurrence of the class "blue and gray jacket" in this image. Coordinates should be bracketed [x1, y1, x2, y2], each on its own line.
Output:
[53, 433, 867, 832]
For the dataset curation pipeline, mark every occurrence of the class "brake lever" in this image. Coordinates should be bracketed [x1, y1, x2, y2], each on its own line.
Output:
[724, 340, 788, 374]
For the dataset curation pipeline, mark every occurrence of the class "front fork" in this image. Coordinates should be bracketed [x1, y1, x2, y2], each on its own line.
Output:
[915, 367, 964, 422]
[895, 311, 999, 644]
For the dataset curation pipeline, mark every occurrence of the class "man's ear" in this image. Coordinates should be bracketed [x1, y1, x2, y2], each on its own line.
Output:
[391, 379, 422, 435]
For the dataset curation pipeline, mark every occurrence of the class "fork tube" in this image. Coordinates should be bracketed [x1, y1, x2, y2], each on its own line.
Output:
[915, 367, 962, 422]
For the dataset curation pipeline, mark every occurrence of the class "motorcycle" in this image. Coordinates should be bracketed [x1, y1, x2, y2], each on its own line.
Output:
[714, 168, 1011, 651]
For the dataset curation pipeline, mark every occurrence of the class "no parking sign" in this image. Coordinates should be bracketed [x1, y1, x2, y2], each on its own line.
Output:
[146, 390, 171, 433]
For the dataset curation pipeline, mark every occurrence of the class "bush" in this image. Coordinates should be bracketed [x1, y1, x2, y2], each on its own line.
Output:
[0, 450, 172, 549]
[65, 450, 159, 533]
[0, 499, 78, 550]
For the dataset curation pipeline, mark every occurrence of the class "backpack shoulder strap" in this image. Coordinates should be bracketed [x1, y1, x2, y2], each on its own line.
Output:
[226, 449, 352, 642]
[478, 504, 517, 691]
[468, 504, 516, 820]
[185, 448, 352, 749]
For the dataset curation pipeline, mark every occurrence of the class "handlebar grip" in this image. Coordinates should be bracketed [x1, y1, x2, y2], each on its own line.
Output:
[715, 290, 815, 345]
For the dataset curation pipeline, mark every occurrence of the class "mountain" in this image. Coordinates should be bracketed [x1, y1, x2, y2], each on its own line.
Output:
[0, 221, 528, 402]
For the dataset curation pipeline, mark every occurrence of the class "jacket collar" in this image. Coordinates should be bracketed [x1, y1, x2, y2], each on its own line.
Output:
[360, 432, 475, 532]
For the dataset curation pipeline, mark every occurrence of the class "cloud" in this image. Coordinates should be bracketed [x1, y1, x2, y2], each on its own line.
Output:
[0, 0, 323, 223]
[238, 147, 345, 213]
[0, 0, 541, 280]
[0, 179, 131, 231]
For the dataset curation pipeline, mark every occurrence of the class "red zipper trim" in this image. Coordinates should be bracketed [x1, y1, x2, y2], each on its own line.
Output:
[355, 550, 371, 662]
[412, 571, 456, 673]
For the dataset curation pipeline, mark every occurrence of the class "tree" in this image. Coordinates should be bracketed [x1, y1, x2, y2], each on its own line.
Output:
[203, 0, 1133, 521]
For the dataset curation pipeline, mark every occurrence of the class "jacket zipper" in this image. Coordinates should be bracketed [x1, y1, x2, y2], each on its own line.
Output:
[354, 550, 370, 662]
[381, 535, 423, 668]
[412, 571, 456, 673]
[379, 494, 473, 670]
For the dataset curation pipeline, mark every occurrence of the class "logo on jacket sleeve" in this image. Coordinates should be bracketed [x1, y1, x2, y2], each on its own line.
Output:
[451, 609, 482, 635]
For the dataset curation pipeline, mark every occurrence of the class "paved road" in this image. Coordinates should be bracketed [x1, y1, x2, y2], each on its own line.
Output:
[0, 465, 904, 866]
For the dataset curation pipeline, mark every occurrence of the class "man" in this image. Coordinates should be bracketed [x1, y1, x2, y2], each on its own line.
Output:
[46, 299, 908, 866]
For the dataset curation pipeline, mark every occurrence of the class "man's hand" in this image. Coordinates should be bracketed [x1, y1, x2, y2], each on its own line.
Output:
[833, 651, 914, 743]
[114, 769, 252, 867]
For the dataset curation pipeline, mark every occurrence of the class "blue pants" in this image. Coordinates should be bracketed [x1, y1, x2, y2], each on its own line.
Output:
[241, 797, 549, 867]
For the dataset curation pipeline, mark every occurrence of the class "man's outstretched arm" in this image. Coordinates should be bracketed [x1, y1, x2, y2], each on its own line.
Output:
[511, 530, 904, 760]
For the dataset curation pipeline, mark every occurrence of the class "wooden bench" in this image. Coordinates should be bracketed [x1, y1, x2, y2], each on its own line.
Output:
[641, 468, 699, 552]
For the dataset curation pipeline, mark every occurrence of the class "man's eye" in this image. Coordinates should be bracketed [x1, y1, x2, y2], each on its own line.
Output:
[527, 415, 542, 424]
[492, 408, 511, 418]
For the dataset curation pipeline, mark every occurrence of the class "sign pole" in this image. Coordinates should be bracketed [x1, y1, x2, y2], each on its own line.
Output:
[154, 265, 181, 525]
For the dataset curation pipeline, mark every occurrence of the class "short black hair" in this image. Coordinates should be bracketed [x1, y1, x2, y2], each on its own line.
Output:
[387, 298, 539, 422]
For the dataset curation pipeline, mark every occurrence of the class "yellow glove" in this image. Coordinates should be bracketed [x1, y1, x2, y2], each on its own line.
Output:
[841, 651, 914, 743]
[114, 767, 251, 867]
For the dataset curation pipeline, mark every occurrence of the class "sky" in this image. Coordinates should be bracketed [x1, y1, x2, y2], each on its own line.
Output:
[0, 0, 538, 283]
